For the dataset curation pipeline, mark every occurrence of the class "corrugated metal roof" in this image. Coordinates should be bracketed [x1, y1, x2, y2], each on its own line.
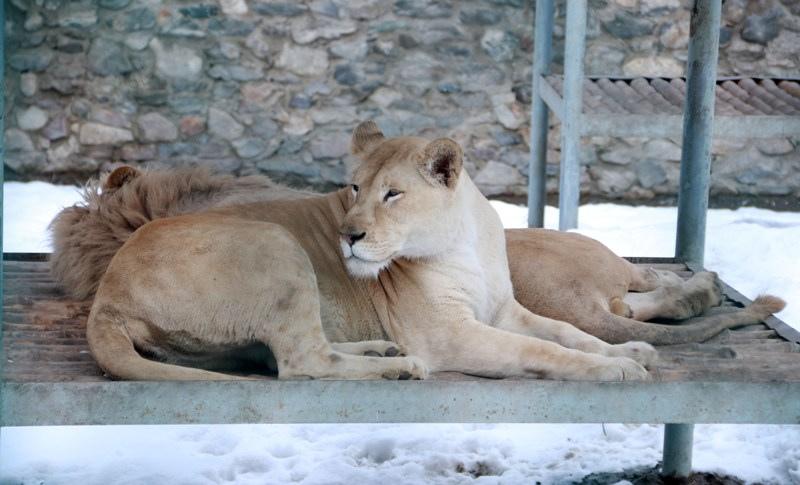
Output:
[546, 76, 800, 116]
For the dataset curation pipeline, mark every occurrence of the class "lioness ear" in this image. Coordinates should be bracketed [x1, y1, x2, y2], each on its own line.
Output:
[351, 120, 385, 157]
[103, 165, 140, 191]
[419, 138, 463, 189]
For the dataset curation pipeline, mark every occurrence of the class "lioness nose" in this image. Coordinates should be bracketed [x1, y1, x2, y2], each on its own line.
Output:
[342, 231, 366, 246]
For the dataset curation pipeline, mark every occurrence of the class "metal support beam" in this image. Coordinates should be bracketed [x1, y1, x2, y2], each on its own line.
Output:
[675, 0, 722, 267]
[0, 0, 6, 429]
[537, 76, 565, 121]
[527, 0, 555, 228]
[4, 380, 800, 427]
[667, 1, 722, 478]
[558, 0, 587, 230]
[662, 423, 695, 477]
[580, 113, 800, 139]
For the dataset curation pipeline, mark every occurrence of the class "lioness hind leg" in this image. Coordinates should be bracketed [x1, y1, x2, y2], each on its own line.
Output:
[623, 271, 722, 321]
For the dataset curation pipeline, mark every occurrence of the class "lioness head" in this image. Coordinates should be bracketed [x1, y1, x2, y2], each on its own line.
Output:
[340, 120, 465, 278]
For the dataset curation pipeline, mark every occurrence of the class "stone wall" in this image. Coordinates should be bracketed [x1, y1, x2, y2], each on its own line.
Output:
[4, 0, 800, 200]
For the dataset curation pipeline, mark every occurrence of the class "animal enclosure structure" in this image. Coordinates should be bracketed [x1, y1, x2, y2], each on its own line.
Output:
[526, 0, 800, 477]
[1, 0, 799, 481]
[527, 1, 800, 232]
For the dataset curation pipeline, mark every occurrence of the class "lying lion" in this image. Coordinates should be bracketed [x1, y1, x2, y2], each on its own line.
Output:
[507, 230, 784, 345]
[49, 122, 784, 381]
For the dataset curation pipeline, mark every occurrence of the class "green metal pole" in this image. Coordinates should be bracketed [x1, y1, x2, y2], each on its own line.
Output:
[662, 423, 694, 477]
[0, 0, 6, 429]
[666, 0, 722, 478]
[527, 0, 554, 228]
[558, 0, 587, 231]
[675, 0, 722, 268]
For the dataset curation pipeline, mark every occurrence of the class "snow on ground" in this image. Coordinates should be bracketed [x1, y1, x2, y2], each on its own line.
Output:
[2, 182, 799, 485]
[4, 423, 799, 484]
[2, 182, 84, 254]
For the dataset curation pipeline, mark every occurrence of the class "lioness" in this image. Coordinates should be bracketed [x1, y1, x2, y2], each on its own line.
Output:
[68, 122, 665, 381]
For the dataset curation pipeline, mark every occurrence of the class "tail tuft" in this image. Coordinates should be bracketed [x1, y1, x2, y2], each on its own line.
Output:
[746, 294, 787, 319]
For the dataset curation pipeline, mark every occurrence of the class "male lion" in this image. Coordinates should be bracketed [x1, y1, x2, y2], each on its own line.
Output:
[54, 121, 670, 381]
[506, 230, 784, 345]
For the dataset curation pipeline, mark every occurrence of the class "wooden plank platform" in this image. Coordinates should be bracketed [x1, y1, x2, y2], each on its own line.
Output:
[3, 253, 799, 384]
[2, 253, 799, 426]
[539, 76, 800, 138]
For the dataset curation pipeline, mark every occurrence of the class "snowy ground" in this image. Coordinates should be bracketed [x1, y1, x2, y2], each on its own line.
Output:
[2, 182, 799, 484]
[4, 423, 799, 484]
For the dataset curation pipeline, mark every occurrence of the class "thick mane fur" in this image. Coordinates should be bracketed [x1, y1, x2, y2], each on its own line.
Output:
[49, 167, 309, 299]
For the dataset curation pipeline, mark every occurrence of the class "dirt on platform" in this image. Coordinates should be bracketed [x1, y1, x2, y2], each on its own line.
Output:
[573, 465, 751, 485]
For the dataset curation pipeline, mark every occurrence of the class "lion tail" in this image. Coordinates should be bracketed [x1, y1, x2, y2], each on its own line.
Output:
[595, 295, 787, 345]
[49, 165, 293, 299]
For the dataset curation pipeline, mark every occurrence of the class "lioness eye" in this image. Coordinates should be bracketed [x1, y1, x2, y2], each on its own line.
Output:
[384, 189, 402, 202]
[351, 184, 359, 193]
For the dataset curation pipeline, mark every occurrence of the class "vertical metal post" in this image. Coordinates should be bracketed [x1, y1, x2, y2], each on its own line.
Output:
[663, 423, 695, 478]
[675, 0, 721, 268]
[666, 1, 721, 479]
[0, 0, 6, 429]
[527, 0, 555, 228]
[558, 0, 587, 230]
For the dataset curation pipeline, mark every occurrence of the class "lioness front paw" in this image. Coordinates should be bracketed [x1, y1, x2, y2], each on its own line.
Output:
[363, 342, 406, 357]
[585, 357, 650, 381]
[609, 341, 658, 368]
[381, 356, 428, 380]
[331, 340, 407, 357]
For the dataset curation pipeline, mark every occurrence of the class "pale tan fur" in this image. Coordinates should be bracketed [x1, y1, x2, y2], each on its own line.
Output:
[62, 124, 667, 382]
[51, 168, 785, 349]
[506, 230, 786, 345]
[51, 124, 786, 381]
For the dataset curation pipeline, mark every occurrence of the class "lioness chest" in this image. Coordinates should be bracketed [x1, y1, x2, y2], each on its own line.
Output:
[409, 245, 511, 325]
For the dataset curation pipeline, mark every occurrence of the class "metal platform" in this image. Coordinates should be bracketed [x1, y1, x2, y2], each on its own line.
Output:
[539, 76, 800, 138]
[3, 253, 799, 426]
